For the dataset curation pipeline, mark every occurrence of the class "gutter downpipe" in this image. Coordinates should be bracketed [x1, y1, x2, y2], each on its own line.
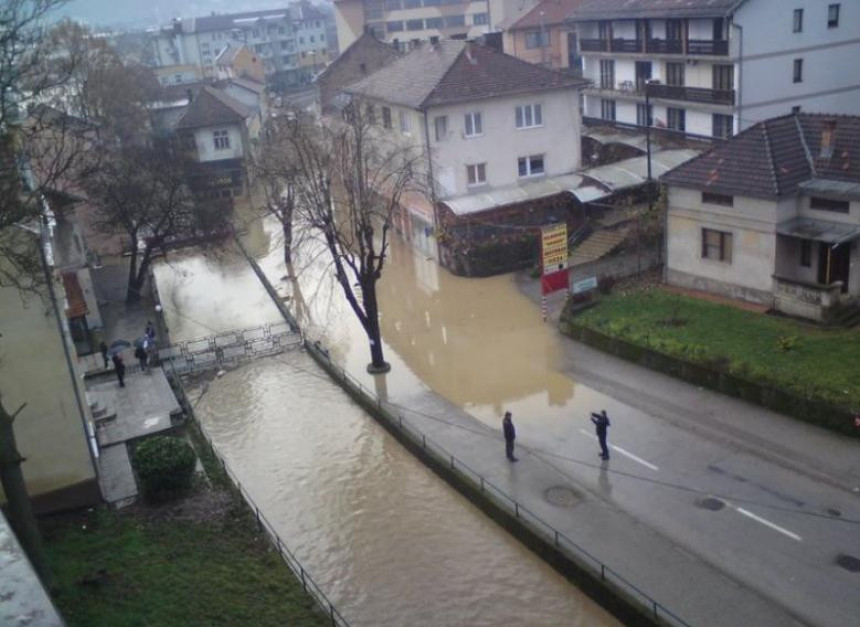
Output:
[422, 108, 440, 260]
[731, 19, 743, 132]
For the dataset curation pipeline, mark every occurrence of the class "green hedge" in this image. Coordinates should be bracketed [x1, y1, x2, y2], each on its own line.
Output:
[133, 436, 197, 500]
[562, 317, 857, 437]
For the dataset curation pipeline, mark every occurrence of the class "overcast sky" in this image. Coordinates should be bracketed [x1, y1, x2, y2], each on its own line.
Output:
[54, 0, 328, 30]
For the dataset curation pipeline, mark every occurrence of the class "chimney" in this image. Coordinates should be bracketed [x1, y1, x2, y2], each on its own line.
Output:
[820, 119, 836, 159]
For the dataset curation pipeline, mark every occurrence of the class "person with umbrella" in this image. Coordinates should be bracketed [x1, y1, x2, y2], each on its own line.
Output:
[106, 340, 131, 387]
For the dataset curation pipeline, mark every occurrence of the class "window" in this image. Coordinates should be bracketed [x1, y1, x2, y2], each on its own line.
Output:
[793, 8, 803, 32]
[525, 31, 550, 49]
[712, 114, 733, 139]
[800, 240, 812, 268]
[667, 107, 686, 132]
[828, 4, 840, 28]
[793, 58, 803, 83]
[253, 29, 260, 37]
[712, 65, 733, 91]
[213, 130, 230, 150]
[601, 99, 616, 121]
[702, 229, 733, 262]
[515, 104, 542, 129]
[473, 13, 489, 26]
[423, 0, 441, 6]
[434, 115, 448, 141]
[599, 59, 615, 89]
[637, 103, 653, 127]
[382, 106, 392, 129]
[445, 15, 465, 27]
[702, 191, 733, 206]
[466, 163, 486, 186]
[666, 62, 685, 87]
[518, 154, 545, 177]
[464, 111, 482, 137]
[404, 0, 422, 7]
[384, 0, 402, 9]
[366, 104, 376, 125]
[810, 197, 849, 213]
[407, 19, 423, 31]
[299, 37, 304, 44]
[792, 105, 802, 114]
[310, 36, 315, 43]
[425, 17, 443, 28]
[387, 21, 404, 33]
[321, 34, 325, 40]
[399, 110, 411, 134]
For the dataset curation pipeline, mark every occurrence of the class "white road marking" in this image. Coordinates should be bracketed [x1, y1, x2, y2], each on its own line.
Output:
[734, 506, 802, 542]
[578, 429, 659, 471]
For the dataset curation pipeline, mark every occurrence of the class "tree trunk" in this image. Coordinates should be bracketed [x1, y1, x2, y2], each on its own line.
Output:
[128, 245, 154, 304]
[0, 396, 53, 589]
[282, 218, 293, 266]
[362, 278, 389, 373]
[125, 235, 140, 303]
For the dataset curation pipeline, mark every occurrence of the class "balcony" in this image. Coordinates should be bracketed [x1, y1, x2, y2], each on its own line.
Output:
[645, 39, 683, 54]
[610, 38, 642, 53]
[773, 276, 843, 322]
[647, 83, 735, 106]
[688, 39, 729, 56]
[580, 38, 609, 52]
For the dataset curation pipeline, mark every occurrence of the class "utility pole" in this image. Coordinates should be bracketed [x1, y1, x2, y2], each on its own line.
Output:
[645, 79, 653, 182]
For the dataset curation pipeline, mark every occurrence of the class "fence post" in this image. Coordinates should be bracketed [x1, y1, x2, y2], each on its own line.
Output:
[601, 564, 605, 580]
[653, 601, 658, 619]
[256, 506, 262, 530]
[480, 477, 484, 492]
[301, 568, 307, 591]
[450, 455, 454, 469]
[554, 530, 559, 546]
[422, 435, 426, 449]
[515, 503, 519, 518]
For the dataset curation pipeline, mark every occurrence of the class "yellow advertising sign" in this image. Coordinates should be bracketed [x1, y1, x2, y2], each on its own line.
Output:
[541, 224, 568, 272]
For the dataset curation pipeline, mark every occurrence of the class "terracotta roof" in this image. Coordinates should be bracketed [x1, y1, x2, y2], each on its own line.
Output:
[569, 0, 745, 21]
[175, 86, 254, 129]
[316, 30, 401, 83]
[510, 0, 587, 30]
[661, 113, 860, 199]
[346, 41, 587, 110]
[62, 272, 88, 319]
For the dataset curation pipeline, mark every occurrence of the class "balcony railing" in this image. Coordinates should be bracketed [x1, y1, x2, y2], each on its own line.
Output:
[610, 38, 642, 53]
[647, 83, 735, 106]
[645, 38, 683, 54]
[688, 39, 729, 56]
[773, 275, 842, 322]
[580, 38, 609, 52]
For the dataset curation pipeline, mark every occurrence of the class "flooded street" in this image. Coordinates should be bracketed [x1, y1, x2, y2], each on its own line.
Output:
[153, 220, 620, 626]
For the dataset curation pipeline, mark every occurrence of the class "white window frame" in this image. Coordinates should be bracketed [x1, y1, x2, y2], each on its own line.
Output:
[434, 115, 448, 141]
[464, 111, 482, 137]
[517, 154, 545, 178]
[515, 103, 543, 129]
[466, 163, 487, 186]
[213, 129, 231, 150]
[399, 110, 412, 135]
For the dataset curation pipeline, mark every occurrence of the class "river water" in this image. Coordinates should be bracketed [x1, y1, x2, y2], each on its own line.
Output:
[153, 221, 619, 626]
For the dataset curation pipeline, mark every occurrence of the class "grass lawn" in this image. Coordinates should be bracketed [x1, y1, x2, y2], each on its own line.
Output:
[570, 288, 860, 410]
[43, 488, 329, 627]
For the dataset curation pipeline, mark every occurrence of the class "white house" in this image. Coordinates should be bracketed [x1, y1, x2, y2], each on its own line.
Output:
[662, 112, 860, 322]
[344, 40, 586, 258]
[569, 0, 860, 139]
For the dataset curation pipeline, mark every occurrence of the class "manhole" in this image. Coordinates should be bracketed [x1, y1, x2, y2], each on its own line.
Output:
[835, 554, 860, 573]
[825, 508, 842, 518]
[696, 497, 726, 511]
[544, 486, 580, 508]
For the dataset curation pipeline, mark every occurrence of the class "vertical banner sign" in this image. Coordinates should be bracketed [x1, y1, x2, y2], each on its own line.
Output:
[541, 224, 569, 296]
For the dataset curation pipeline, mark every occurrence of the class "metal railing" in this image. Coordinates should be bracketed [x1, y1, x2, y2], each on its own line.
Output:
[303, 340, 692, 627]
[166, 360, 351, 627]
[647, 83, 735, 106]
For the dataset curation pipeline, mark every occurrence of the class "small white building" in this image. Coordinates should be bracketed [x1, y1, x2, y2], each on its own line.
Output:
[662, 112, 860, 322]
[569, 0, 860, 139]
[344, 39, 586, 260]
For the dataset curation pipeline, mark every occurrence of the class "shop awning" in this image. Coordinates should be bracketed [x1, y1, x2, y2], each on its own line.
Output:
[777, 216, 860, 245]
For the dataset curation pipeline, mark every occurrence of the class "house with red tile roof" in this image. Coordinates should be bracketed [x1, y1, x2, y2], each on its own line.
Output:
[502, 0, 586, 72]
[662, 112, 860, 321]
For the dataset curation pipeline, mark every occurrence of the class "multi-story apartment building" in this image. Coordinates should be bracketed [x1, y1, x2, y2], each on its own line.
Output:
[334, 0, 538, 52]
[502, 0, 584, 71]
[569, 0, 860, 139]
[344, 40, 585, 257]
[150, 3, 333, 89]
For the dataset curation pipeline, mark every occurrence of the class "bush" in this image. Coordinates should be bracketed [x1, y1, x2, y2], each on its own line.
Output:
[597, 276, 616, 295]
[133, 436, 197, 500]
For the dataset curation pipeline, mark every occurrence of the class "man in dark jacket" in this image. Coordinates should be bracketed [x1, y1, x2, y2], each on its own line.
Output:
[112, 353, 126, 388]
[502, 411, 518, 462]
[591, 410, 611, 459]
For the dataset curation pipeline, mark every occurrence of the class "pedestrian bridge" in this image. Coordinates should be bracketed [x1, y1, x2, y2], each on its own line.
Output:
[157, 322, 301, 374]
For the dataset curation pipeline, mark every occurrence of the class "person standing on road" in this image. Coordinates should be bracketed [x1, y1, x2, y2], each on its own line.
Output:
[134, 344, 148, 373]
[591, 410, 611, 460]
[502, 411, 518, 462]
[112, 353, 126, 388]
[99, 341, 109, 369]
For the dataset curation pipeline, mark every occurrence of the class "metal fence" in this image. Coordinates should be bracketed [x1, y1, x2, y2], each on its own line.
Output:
[304, 340, 692, 627]
[166, 362, 351, 627]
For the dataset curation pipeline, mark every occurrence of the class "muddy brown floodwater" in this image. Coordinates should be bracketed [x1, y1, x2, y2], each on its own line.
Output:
[153, 224, 620, 626]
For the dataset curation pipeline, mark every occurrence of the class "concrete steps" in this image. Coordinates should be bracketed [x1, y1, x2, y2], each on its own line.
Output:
[570, 228, 628, 266]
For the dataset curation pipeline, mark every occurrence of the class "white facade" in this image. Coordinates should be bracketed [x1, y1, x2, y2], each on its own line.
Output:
[428, 90, 581, 198]
[576, 0, 860, 139]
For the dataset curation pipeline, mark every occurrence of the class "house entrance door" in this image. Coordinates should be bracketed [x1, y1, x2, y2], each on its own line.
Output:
[818, 243, 851, 292]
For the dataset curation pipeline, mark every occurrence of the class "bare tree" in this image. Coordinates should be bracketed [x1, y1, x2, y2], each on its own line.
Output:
[271, 105, 425, 372]
[80, 141, 232, 302]
[0, 0, 76, 590]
